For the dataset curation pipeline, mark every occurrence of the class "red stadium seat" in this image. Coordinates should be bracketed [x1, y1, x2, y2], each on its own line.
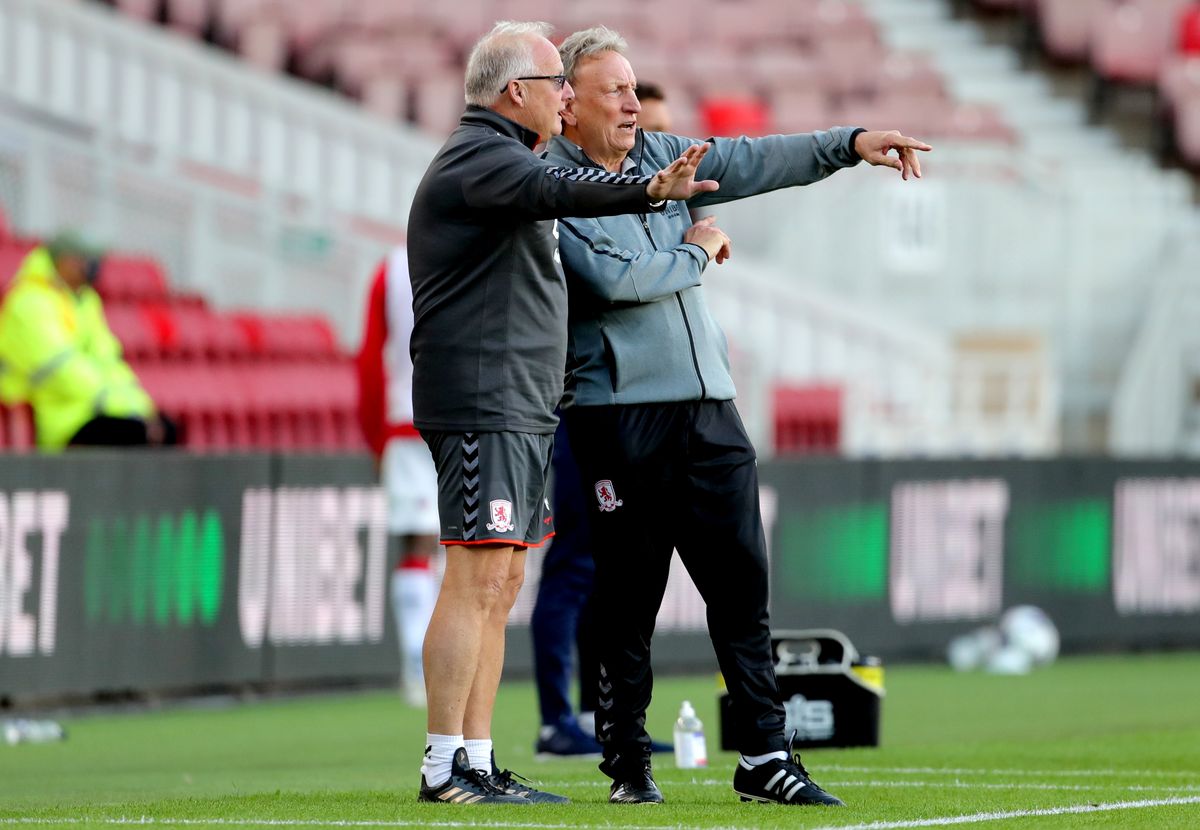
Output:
[164, 0, 213, 35]
[116, 0, 159, 21]
[939, 103, 1021, 144]
[0, 241, 35, 293]
[1180, 3, 1200, 55]
[413, 71, 467, 136]
[1159, 54, 1200, 109]
[96, 255, 170, 303]
[1092, 0, 1189, 85]
[699, 97, 770, 138]
[774, 384, 842, 455]
[238, 18, 288, 72]
[105, 304, 168, 362]
[0, 403, 36, 452]
[259, 315, 340, 359]
[770, 89, 834, 135]
[1035, 0, 1107, 64]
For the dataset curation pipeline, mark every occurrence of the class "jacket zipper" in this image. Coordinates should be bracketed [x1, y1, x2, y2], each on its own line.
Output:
[581, 134, 708, 399]
[636, 210, 707, 399]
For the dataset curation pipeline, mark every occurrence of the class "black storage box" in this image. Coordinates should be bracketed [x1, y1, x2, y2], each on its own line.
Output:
[718, 629, 884, 750]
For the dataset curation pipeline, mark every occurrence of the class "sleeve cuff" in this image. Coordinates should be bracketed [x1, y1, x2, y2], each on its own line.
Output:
[849, 127, 868, 161]
[681, 242, 710, 270]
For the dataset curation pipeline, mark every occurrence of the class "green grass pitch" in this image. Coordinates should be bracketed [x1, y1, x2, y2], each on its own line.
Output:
[2, 652, 1199, 829]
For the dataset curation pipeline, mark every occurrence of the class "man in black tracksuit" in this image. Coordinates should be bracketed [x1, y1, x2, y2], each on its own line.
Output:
[546, 27, 932, 806]
[405, 21, 717, 806]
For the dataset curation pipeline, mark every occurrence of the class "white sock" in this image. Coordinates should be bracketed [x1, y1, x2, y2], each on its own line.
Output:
[464, 738, 493, 775]
[577, 710, 596, 736]
[740, 750, 787, 767]
[421, 733, 462, 787]
[392, 566, 436, 686]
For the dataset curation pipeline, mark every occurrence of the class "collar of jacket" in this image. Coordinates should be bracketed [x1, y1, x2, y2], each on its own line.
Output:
[546, 129, 647, 173]
[460, 105, 543, 150]
[15, 247, 71, 292]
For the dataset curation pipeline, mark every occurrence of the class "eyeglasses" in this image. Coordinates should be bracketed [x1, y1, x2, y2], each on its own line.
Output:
[502, 74, 568, 93]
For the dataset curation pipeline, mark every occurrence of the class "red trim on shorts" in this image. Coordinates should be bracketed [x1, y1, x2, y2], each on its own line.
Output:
[440, 531, 555, 550]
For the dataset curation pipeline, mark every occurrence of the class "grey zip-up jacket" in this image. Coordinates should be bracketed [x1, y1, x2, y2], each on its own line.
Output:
[545, 126, 863, 408]
[407, 106, 664, 434]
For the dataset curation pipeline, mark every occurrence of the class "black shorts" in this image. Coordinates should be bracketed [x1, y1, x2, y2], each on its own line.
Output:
[421, 430, 555, 548]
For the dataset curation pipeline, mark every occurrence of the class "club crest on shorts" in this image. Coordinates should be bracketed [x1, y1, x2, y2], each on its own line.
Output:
[486, 499, 516, 533]
[594, 480, 624, 512]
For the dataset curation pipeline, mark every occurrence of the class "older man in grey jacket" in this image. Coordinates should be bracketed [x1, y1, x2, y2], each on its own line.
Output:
[544, 26, 931, 807]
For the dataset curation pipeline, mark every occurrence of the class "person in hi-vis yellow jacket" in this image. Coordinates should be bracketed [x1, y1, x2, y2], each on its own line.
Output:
[0, 232, 175, 450]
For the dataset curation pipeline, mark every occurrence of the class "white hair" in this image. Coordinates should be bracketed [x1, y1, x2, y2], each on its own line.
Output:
[559, 26, 628, 82]
[464, 21, 554, 107]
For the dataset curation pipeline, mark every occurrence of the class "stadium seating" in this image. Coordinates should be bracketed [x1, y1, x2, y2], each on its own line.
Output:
[0, 236, 363, 454]
[977, 0, 1200, 168]
[94, 0, 1020, 143]
[95, 255, 171, 303]
[0, 240, 35, 293]
[0, 403, 35, 453]
[773, 384, 842, 454]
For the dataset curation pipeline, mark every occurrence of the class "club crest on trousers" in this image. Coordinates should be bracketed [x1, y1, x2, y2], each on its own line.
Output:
[486, 499, 516, 532]
[594, 480, 624, 512]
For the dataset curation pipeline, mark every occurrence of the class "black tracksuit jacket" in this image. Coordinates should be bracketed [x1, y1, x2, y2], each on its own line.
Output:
[407, 106, 662, 435]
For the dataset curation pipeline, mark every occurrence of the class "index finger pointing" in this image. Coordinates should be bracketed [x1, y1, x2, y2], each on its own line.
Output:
[896, 136, 933, 151]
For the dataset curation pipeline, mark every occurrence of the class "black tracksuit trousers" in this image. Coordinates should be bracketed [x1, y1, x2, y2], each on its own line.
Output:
[564, 399, 787, 773]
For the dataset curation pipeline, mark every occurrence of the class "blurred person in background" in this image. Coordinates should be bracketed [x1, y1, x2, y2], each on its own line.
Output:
[634, 82, 672, 133]
[529, 81, 677, 760]
[0, 231, 176, 450]
[356, 246, 441, 709]
[547, 26, 930, 806]
[405, 20, 716, 806]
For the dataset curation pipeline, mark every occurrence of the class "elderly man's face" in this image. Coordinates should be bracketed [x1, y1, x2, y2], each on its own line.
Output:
[566, 51, 641, 164]
[521, 36, 575, 142]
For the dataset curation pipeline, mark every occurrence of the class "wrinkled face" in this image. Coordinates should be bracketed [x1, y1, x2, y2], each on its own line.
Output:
[638, 98, 672, 133]
[519, 36, 575, 142]
[564, 51, 641, 162]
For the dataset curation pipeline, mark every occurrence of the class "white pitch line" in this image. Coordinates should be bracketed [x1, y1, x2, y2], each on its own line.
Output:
[0, 820, 681, 830]
[535, 779, 1200, 794]
[808, 795, 1200, 830]
[822, 764, 1200, 779]
[5, 796, 1200, 830]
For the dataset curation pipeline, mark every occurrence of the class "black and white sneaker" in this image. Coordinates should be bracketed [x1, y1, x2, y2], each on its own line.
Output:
[602, 754, 664, 804]
[418, 747, 530, 804]
[732, 738, 845, 807]
[489, 751, 570, 804]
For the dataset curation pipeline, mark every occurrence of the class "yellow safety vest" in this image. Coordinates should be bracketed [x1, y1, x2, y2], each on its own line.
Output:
[0, 247, 156, 450]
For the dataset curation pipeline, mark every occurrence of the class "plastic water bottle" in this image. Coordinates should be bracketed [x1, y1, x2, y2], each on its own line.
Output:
[673, 700, 708, 768]
[2, 719, 66, 746]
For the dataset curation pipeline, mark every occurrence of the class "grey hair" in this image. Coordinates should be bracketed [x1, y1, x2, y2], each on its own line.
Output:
[464, 21, 554, 107]
[559, 26, 628, 82]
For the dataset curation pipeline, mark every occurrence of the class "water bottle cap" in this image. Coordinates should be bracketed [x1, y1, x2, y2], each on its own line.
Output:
[680, 700, 695, 717]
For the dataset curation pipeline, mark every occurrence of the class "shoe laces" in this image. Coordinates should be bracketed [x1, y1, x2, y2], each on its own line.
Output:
[783, 731, 819, 786]
[492, 766, 533, 791]
[463, 765, 506, 795]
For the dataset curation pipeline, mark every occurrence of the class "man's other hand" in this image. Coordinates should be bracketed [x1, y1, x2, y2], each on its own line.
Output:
[647, 144, 720, 202]
[854, 130, 933, 181]
[684, 216, 732, 264]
